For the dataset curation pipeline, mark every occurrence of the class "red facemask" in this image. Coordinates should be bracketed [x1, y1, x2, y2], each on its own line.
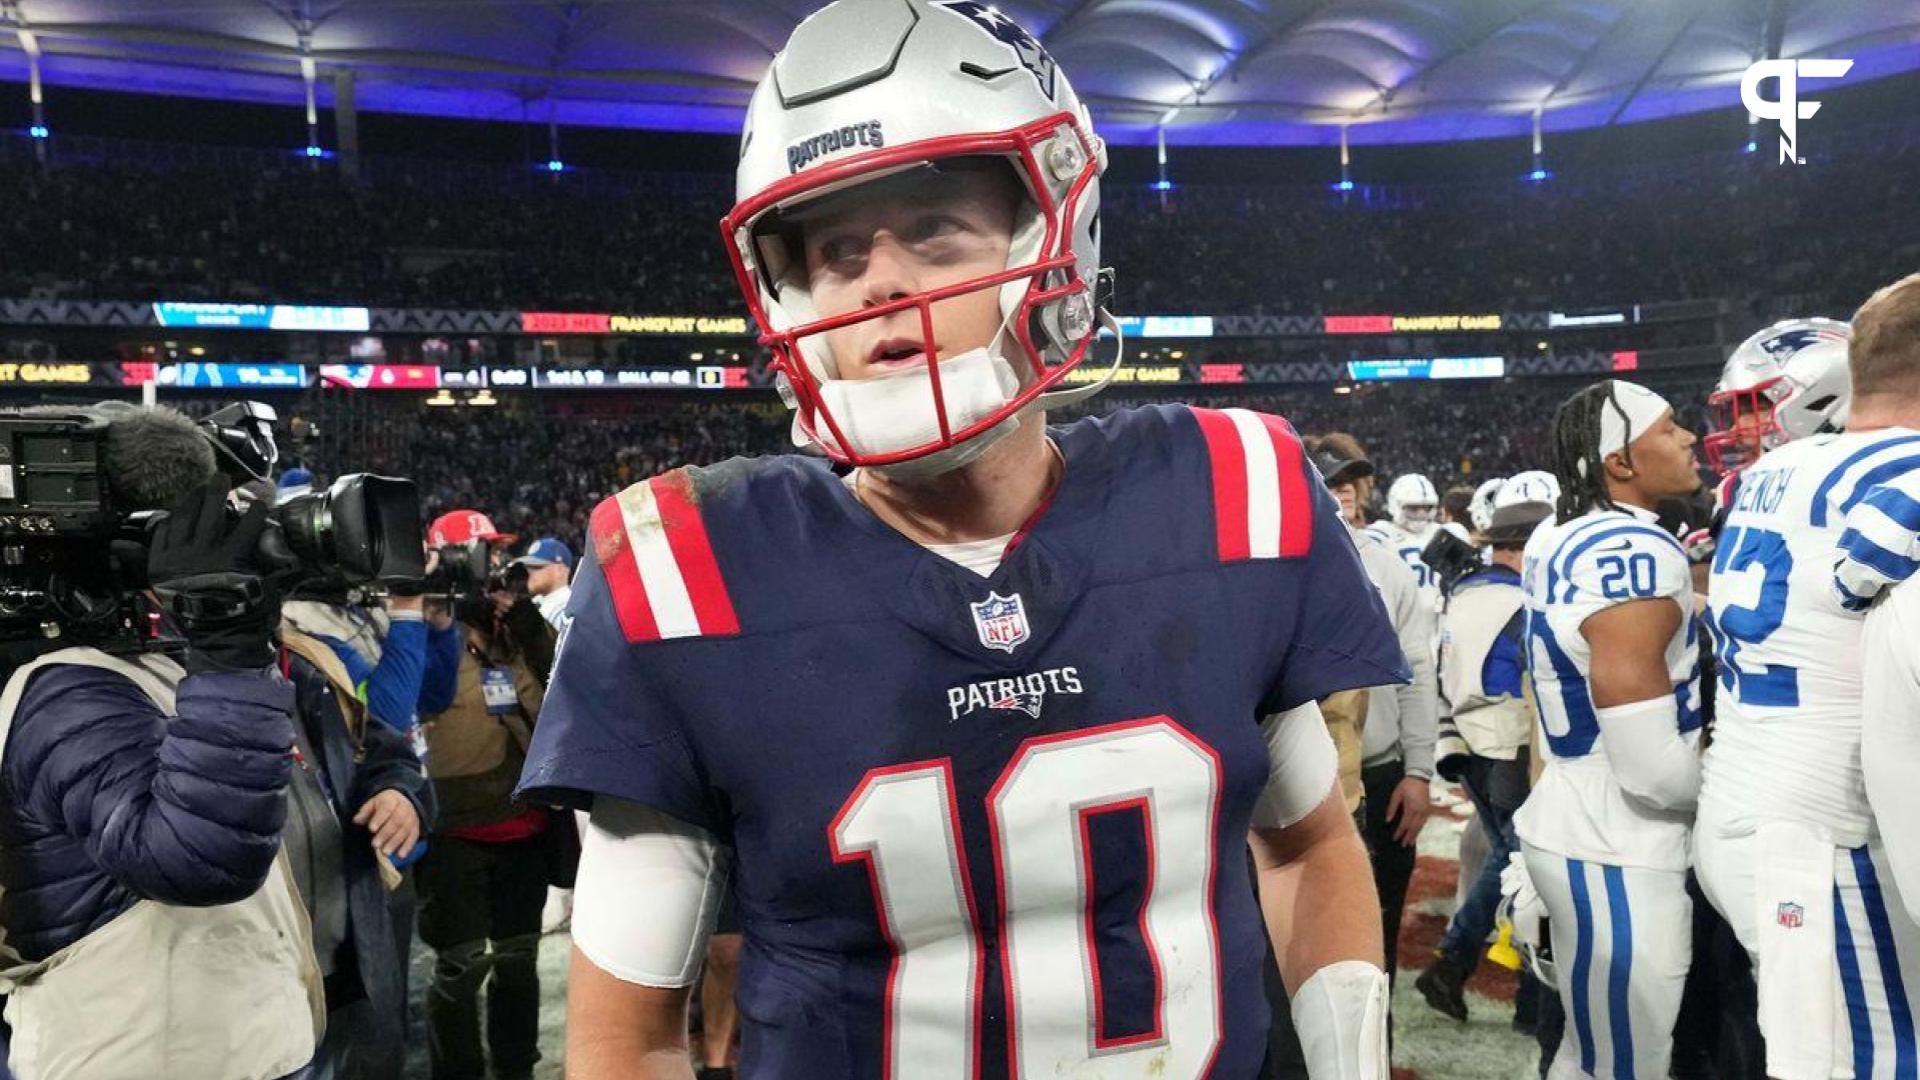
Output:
[722, 113, 1103, 469]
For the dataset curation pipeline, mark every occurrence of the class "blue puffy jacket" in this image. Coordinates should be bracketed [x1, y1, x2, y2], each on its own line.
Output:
[0, 662, 294, 963]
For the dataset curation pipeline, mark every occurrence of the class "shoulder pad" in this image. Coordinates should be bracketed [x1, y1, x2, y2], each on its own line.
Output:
[588, 470, 740, 643]
[1188, 407, 1315, 562]
[1546, 518, 1686, 606]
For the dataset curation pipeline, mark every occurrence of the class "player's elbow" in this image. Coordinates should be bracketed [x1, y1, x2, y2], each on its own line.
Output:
[1614, 756, 1700, 811]
[566, 947, 695, 1079]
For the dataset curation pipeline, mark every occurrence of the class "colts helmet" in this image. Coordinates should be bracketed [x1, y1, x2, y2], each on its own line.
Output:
[1496, 470, 1562, 510]
[722, 0, 1113, 475]
[1705, 317, 1852, 474]
[1468, 477, 1505, 534]
[1386, 474, 1439, 529]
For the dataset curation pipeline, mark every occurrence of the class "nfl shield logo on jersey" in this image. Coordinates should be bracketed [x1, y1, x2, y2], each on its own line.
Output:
[1777, 901, 1805, 929]
[970, 591, 1031, 654]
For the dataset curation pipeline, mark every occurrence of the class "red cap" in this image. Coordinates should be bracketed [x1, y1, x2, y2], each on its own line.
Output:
[428, 509, 515, 547]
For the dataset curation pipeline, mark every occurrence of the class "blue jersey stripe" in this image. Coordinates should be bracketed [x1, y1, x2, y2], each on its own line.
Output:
[1810, 434, 1920, 526]
[1839, 528, 1920, 586]
[1837, 455, 1920, 524]
[1861, 485, 1920, 532]
[1569, 858, 1598, 1076]
[1837, 577, 1875, 613]
[1604, 866, 1636, 1080]
[1546, 516, 1631, 600]
[1838, 879, 1875, 1079]
[1855, 847, 1918, 1078]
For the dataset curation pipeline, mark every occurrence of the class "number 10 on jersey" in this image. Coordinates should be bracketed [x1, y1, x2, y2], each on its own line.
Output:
[829, 717, 1226, 1079]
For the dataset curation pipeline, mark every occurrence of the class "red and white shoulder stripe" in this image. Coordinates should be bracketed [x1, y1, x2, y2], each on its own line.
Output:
[1190, 407, 1315, 562]
[589, 472, 740, 643]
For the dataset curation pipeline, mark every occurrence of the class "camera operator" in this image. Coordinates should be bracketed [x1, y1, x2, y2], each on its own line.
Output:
[0, 405, 322, 1080]
[279, 468, 437, 1027]
[1415, 498, 1551, 1022]
[414, 510, 561, 1080]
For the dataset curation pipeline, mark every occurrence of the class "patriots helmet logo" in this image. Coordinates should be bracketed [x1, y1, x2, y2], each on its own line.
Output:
[1761, 328, 1823, 358]
[936, 1, 1058, 100]
[970, 590, 1031, 654]
[988, 690, 1045, 717]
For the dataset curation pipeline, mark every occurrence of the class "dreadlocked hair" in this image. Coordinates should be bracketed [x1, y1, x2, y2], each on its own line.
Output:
[1550, 382, 1628, 523]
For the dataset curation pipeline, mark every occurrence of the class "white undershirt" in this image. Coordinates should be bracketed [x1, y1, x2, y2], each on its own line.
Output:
[923, 534, 1017, 577]
[841, 467, 1015, 576]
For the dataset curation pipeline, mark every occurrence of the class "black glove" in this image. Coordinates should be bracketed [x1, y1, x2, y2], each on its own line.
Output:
[148, 482, 280, 671]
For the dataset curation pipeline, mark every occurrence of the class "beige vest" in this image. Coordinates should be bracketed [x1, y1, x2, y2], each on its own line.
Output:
[1437, 576, 1534, 760]
[419, 626, 543, 831]
[0, 647, 326, 1080]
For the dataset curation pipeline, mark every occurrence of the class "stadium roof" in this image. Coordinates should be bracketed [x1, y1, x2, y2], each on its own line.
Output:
[1, 0, 1915, 147]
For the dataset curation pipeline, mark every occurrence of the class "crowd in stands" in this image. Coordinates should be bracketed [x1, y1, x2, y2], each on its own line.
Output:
[2, 129, 1912, 319]
[287, 374, 1716, 556]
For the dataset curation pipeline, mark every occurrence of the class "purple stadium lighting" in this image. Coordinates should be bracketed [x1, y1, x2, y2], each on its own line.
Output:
[1332, 179, 1355, 192]
[545, 159, 566, 172]
[28, 125, 48, 139]
[1527, 168, 1551, 182]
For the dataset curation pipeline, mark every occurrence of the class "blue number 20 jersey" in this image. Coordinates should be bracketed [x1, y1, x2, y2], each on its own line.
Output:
[518, 405, 1408, 1080]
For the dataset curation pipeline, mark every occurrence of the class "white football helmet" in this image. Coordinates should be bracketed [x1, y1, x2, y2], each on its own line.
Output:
[1705, 317, 1852, 474]
[724, 0, 1116, 477]
[1496, 470, 1561, 510]
[1498, 854, 1556, 990]
[1468, 477, 1505, 534]
[1386, 474, 1439, 529]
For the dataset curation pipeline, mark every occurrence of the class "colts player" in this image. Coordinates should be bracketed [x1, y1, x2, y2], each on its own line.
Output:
[1699, 279, 1920, 1080]
[517, 2, 1411, 1079]
[1518, 381, 1706, 1080]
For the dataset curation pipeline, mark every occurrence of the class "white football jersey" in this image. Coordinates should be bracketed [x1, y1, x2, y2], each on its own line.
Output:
[1516, 503, 1701, 870]
[1703, 428, 1920, 848]
[1364, 519, 1441, 596]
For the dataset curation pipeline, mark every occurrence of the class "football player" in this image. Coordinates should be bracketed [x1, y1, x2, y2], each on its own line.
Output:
[1368, 473, 1443, 594]
[1468, 477, 1507, 536]
[1703, 317, 1853, 477]
[516, 3, 1412, 1078]
[1517, 380, 1706, 1080]
[1695, 294, 1920, 1080]
[1845, 275, 1920, 936]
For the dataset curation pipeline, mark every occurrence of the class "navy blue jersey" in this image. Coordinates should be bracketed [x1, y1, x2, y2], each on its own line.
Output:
[519, 404, 1408, 1080]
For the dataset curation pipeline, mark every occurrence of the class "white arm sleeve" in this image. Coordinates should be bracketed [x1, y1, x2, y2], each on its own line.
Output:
[1863, 578, 1920, 924]
[1596, 696, 1700, 811]
[1290, 960, 1390, 1080]
[1251, 701, 1340, 830]
[571, 797, 730, 988]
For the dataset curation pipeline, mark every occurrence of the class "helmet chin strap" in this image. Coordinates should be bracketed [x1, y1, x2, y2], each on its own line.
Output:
[866, 307, 1127, 482]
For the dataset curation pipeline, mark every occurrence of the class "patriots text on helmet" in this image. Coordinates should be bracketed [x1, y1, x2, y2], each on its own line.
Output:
[785, 121, 886, 174]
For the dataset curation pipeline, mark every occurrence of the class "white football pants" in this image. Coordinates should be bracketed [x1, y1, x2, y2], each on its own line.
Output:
[1523, 841, 1692, 1080]
[1695, 808, 1920, 1080]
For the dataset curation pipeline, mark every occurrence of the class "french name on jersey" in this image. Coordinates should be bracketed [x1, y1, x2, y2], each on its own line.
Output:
[947, 666, 1084, 721]
[1190, 407, 1314, 563]
[590, 471, 740, 643]
[1733, 466, 1796, 516]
